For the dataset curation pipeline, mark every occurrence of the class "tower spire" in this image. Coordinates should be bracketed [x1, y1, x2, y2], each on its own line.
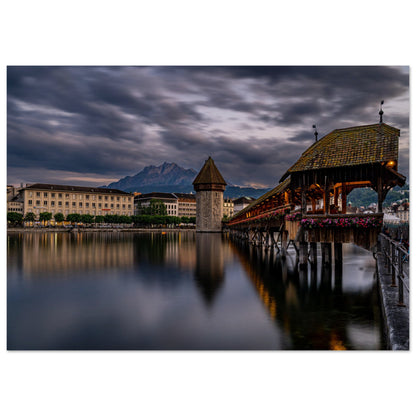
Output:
[379, 100, 384, 124]
[313, 124, 318, 142]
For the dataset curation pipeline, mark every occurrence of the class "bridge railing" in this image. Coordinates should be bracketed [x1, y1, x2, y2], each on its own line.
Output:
[379, 233, 409, 307]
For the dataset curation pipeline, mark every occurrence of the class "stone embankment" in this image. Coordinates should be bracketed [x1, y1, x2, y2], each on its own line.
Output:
[7, 227, 196, 233]
[376, 250, 409, 350]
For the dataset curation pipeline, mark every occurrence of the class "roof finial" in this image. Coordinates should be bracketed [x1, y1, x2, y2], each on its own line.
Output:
[379, 100, 384, 124]
[313, 124, 318, 142]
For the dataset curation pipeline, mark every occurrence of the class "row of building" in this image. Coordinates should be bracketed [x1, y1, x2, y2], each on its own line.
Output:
[7, 183, 256, 220]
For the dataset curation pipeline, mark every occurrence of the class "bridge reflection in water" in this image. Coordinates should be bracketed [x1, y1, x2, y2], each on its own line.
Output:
[229, 238, 385, 350]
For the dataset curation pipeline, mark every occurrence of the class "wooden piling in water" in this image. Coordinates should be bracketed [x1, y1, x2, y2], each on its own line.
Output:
[299, 242, 308, 268]
[334, 242, 343, 269]
[281, 230, 287, 258]
[321, 242, 332, 267]
[309, 242, 317, 266]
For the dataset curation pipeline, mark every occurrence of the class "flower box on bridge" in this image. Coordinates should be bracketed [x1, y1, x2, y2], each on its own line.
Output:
[296, 213, 383, 249]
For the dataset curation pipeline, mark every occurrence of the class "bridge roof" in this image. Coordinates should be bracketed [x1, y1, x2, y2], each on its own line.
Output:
[230, 177, 291, 220]
[193, 156, 227, 185]
[280, 123, 400, 181]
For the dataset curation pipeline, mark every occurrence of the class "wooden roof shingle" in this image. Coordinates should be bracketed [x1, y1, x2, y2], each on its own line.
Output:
[280, 123, 400, 181]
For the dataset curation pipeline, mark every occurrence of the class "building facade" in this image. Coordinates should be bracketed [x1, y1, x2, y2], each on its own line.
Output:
[174, 193, 196, 218]
[233, 196, 256, 214]
[223, 198, 234, 218]
[134, 192, 197, 217]
[20, 183, 134, 218]
[135, 192, 178, 216]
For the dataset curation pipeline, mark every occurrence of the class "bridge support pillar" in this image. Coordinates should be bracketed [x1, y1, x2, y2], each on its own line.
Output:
[299, 242, 308, 269]
[321, 242, 332, 267]
[309, 242, 317, 266]
[334, 242, 343, 269]
[281, 230, 287, 258]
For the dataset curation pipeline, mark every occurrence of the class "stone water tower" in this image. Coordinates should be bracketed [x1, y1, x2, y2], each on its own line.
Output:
[193, 157, 227, 232]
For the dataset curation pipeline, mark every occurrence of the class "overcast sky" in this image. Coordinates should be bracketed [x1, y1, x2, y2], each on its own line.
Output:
[7, 66, 409, 188]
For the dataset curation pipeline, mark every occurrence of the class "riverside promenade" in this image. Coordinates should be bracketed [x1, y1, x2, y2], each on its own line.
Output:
[376, 236, 409, 350]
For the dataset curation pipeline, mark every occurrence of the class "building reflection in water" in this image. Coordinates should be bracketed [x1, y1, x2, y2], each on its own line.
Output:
[194, 233, 225, 306]
[230, 240, 384, 350]
[10, 232, 135, 279]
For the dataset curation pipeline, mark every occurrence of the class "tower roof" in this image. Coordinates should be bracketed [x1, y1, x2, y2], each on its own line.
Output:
[193, 157, 227, 186]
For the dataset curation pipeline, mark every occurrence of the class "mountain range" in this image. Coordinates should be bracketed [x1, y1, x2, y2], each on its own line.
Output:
[105, 162, 271, 199]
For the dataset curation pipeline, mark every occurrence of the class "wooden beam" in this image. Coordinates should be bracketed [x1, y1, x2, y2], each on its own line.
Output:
[341, 182, 347, 214]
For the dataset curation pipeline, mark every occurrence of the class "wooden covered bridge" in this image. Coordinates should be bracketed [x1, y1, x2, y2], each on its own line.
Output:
[226, 121, 406, 267]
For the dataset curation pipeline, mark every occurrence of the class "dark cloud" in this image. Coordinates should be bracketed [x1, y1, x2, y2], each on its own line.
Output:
[7, 66, 409, 187]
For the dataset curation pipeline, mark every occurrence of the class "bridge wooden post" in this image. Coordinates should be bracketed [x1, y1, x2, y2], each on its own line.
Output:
[309, 242, 317, 266]
[334, 242, 343, 269]
[301, 186, 307, 215]
[299, 242, 308, 268]
[324, 185, 330, 215]
[281, 230, 287, 258]
[321, 242, 332, 267]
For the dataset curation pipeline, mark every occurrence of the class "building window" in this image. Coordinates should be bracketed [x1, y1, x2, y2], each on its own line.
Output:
[51, 193, 55, 197]
[51, 201, 55, 206]
[79, 202, 83, 207]
[86, 203, 89, 207]
[72, 202, 76, 207]
[111, 196, 114, 201]
[105, 203, 108, 208]
[73, 195, 76, 199]
[36, 192, 41, 197]
[65, 202, 69, 207]
[98, 196, 102, 200]
[98, 203, 102, 208]
[66, 194, 69, 198]
[92, 203, 96, 208]
[117, 197, 120, 201]
[86, 195, 89, 200]
[28, 200, 32, 205]
[79, 194, 82, 199]
[44, 201, 48, 206]
[110, 204, 114, 208]
[58, 201, 62, 206]
[44, 192, 48, 197]
[58, 193, 62, 198]
[104, 196, 108, 201]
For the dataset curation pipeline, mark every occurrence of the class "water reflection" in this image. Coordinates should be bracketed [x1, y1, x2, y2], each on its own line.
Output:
[7, 232, 384, 350]
[195, 233, 224, 306]
[230, 241, 384, 350]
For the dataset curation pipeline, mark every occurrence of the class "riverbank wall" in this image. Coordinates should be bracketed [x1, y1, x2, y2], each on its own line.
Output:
[376, 251, 409, 350]
[7, 227, 196, 233]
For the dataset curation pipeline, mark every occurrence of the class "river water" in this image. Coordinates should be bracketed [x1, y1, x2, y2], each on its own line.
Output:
[7, 231, 386, 350]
